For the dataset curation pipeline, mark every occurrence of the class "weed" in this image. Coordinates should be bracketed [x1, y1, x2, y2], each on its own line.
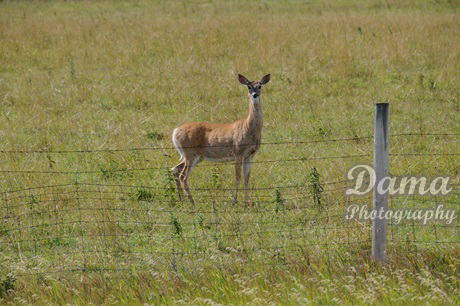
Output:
[46, 154, 56, 169]
[197, 214, 211, 230]
[418, 73, 425, 88]
[69, 58, 76, 81]
[99, 159, 132, 181]
[273, 189, 285, 213]
[146, 132, 164, 142]
[28, 194, 38, 212]
[309, 167, 324, 209]
[210, 167, 221, 189]
[163, 168, 178, 207]
[428, 76, 436, 91]
[0, 222, 10, 237]
[170, 215, 182, 237]
[0, 274, 15, 298]
[136, 186, 155, 202]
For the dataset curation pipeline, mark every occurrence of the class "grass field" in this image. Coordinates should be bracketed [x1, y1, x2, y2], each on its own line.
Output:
[0, 0, 459, 304]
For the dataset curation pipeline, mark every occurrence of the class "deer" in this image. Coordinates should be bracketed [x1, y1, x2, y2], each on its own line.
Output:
[171, 73, 271, 205]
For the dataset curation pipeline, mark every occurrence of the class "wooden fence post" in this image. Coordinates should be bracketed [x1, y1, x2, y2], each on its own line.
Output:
[372, 103, 389, 263]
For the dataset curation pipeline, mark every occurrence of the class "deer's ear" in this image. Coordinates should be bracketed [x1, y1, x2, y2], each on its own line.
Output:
[260, 74, 270, 85]
[238, 74, 250, 85]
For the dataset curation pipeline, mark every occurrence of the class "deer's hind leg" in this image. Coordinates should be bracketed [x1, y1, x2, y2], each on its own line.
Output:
[171, 161, 186, 201]
[182, 156, 203, 205]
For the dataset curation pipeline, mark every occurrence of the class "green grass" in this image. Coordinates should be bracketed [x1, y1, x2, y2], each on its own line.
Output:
[0, 0, 459, 304]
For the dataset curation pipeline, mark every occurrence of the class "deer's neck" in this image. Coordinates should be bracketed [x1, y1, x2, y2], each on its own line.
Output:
[246, 98, 263, 133]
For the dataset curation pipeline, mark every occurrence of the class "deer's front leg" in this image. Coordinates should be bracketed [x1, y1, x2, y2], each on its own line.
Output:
[233, 156, 243, 205]
[243, 154, 254, 203]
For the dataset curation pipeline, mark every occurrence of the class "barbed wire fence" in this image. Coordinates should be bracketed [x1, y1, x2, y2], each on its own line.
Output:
[0, 129, 458, 276]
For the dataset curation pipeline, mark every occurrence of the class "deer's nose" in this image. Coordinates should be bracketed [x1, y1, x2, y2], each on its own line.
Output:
[252, 92, 258, 99]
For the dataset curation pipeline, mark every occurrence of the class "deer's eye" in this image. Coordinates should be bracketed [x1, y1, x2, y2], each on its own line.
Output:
[257, 86, 261, 90]
[247, 86, 252, 90]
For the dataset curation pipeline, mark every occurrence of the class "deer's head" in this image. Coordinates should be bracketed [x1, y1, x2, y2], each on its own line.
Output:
[238, 74, 270, 102]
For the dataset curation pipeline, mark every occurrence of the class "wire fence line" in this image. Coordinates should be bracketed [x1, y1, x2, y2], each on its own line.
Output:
[0, 151, 457, 175]
[0, 133, 458, 276]
[1, 155, 457, 176]
[0, 133, 457, 154]
[0, 154, 373, 175]
[1, 136, 374, 154]
[1, 177, 351, 196]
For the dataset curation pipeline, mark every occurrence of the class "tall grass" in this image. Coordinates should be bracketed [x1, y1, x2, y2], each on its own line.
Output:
[0, 0, 459, 304]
